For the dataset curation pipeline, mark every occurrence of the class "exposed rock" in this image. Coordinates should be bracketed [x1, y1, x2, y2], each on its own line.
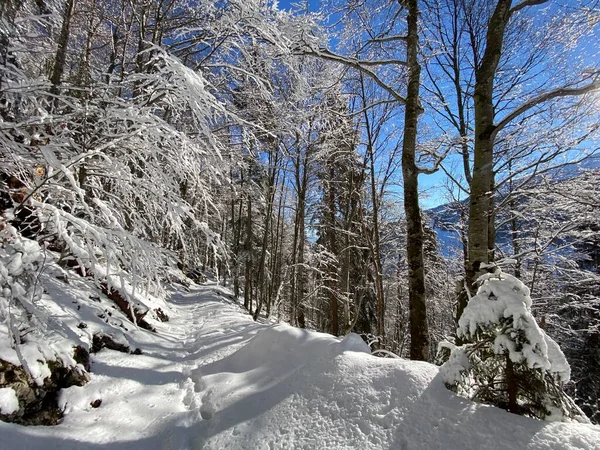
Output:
[73, 345, 90, 371]
[56, 273, 69, 284]
[58, 255, 155, 331]
[91, 333, 130, 354]
[185, 267, 206, 284]
[91, 333, 142, 356]
[0, 348, 89, 426]
[101, 283, 155, 332]
[155, 308, 169, 322]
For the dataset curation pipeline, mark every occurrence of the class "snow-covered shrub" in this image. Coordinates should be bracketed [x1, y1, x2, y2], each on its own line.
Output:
[0, 40, 231, 321]
[440, 269, 587, 422]
[0, 222, 45, 331]
[0, 223, 89, 424]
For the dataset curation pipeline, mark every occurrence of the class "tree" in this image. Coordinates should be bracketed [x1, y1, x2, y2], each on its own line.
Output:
[442, 269, 587, 421]
[461, 0, 600, 309]
[401, 0, 429, 360]
[505, 168, 600, 422]
[355, 73, 403, 340]
[421, 0, 600, 323]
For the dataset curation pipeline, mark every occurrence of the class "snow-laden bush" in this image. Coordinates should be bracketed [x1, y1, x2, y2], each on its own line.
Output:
[0, 223, 89, 424]
[0, 43, 231, 315]
[0, 223, 45, 339]
[440, 269, 587, 422]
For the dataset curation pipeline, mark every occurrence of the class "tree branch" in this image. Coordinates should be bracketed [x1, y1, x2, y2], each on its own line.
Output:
[367, 35, 408, 44]
[510, 0, 550, 15]
[493, 75, 600, 138]
[296, 44, 407, 104]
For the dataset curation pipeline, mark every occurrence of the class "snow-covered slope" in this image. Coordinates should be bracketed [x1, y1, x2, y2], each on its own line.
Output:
[1, 283, 598, 450]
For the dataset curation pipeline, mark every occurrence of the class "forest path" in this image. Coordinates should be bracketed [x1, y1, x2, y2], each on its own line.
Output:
[152, 283, 266, 449]
[166, 284, 265, 446]
[0, 282, 266, 450]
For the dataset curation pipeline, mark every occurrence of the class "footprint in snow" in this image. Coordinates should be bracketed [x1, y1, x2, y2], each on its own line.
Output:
[191, 369, 207, 392]
[181, 377, 199, 410]
[199, 394, 216, 420]
[187, 366, 215, 420]
[182, 363, 195, 378]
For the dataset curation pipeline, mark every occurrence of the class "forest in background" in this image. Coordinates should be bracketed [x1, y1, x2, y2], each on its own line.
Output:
[1, 0, 600, 424]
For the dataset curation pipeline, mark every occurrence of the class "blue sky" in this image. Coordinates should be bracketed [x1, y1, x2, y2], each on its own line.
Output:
[275, 0, 450, 209]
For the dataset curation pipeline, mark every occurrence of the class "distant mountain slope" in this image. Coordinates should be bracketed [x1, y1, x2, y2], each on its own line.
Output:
[428, 156, 600, 257]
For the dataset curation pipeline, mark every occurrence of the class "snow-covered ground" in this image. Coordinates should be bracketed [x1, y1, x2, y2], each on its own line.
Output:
[1, 282, 599, 450]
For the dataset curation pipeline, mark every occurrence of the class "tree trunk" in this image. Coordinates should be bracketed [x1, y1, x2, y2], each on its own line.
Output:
[253, 152, 279, 320]
[244, 196, 253, 314]
[0, 0, 24, 120]
[268, 179, 286, 317]
[326, 162, 339, 336]
[461, 0, 512, 319]
[296, 202, 306, 329]
[291, 142, 308, 328]
[402, 0, 429, 361]
[50, 0, 76, 100]
[505, 355, 519, 414]
[508, 162, 521, 278]
[360, 74, 386, 339]
[233, 197, 243, 299]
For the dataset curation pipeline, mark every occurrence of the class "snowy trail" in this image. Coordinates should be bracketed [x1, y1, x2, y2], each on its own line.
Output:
[0, 283, 264, 449]
[1, 282, 599, 450]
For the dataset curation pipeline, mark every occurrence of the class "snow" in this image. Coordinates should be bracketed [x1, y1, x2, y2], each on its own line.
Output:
[0, 387, 19, 415]
[0, 327, 21, 366]
[0, 282, 599, 449]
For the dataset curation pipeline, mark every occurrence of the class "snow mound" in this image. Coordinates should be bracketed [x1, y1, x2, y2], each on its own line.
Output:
[0, 387, 19, 415]
[190, 323, 436, 450]
[206, 324, 369, 374]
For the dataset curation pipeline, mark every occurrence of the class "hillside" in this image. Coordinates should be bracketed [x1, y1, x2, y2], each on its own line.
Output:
[428, 161, 600, 257]
[1, 281, 598, 450]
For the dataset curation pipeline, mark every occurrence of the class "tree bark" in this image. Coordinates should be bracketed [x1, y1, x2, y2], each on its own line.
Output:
[253, 151, 279, 320]
[326, 162, 339, 335]
[461, 0, 512, 319]
[402, 0, 429, 361]
[0, 0, 24, 120]
[50, 0, 76, 100]
[268, 177, 286, 317]
[244, 196, 253, 314]
[290, 139, 308, 328]
[505, 355, 519, 414]
[360, 74, 386, 339]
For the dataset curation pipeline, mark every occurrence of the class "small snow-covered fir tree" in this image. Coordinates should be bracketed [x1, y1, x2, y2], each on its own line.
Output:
[441, 268, 587, 422]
